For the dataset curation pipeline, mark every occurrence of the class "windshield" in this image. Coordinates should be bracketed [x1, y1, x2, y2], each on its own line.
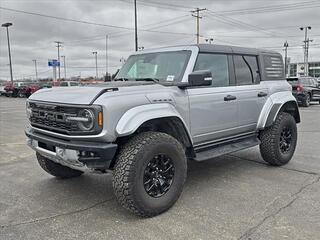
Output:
[116, 51, 191, 82]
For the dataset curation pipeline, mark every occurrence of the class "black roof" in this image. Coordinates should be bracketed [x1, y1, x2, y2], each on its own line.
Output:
[194, 44, 280, 56]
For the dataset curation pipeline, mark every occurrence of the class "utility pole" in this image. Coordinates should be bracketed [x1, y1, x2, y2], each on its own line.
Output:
[1, 22, 14, 83]
[300, 26, 312, 76]
[106, 35, 108, 80]
[32, 59, 38, 81]
[134, 0, 138, 51]
[55, 41, 62, 80]
[283, 41, 289, 77]
[61, 56, 66, 79]
[92, 51, 98, 79]
[191, 8, 206, 44]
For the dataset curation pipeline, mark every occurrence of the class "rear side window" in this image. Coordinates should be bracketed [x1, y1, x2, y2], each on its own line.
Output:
[262, 54, 284, 79]
[233, 55, 259, 85]
[194, 53, 229, 87]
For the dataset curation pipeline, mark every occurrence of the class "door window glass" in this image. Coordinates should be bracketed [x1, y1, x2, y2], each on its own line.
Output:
[234, 55, 259, 85]
[194, 53, 229, 87]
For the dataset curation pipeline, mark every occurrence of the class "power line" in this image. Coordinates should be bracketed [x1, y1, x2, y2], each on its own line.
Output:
[211, 1, 320, 15]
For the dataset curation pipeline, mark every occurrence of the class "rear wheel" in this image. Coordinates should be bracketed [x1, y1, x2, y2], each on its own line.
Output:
[112, 132, 187, 217]
[36, 153, 83, 178]
[302, 93, 311, 107]
[259, 112, 297, 166]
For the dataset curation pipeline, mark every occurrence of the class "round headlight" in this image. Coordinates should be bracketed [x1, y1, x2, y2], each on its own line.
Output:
[78, 109, 94, 131]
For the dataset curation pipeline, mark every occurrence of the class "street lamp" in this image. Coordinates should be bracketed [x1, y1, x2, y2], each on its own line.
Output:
[205, 38, 214, 44]
[61, 55, 66, 79]
[300, 26, 312, 76]
[1, 22, 14, 83]
[283, 41, 289, 77]
[32, 59, 38, 81]
[92, 51, 98, 79]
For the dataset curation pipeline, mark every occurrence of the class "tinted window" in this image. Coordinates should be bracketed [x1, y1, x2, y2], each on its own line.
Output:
[234, 55, 259, 85]
[194, 53, 229, 87]
[300, 78, 311, 85]
[60, 82, 68, 87]
[70, 82, 79, 86]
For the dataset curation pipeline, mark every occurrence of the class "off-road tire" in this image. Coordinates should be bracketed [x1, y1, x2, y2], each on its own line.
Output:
[36, 153, 83, 178]
[302, 93, 311, 107]
[259, 112, 297, 166]
[112, 132, 187, 217]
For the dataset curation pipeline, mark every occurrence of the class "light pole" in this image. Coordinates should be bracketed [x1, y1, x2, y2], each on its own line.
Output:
[106, 35, 108, 80]
[32, 59, 38, 81]
[283, 41, 289, 77]
[1, 22, 13, 83]
[300, 26, 312, 76]
[55, 41, 62, 80]
[205, 38, 214, 44]
[61, 56, 66, 79]
[92, 51, 98, 79]
[134, 0, 138, 51]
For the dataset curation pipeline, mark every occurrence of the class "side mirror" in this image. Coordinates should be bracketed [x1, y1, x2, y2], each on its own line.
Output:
[188, 70, 212, 87]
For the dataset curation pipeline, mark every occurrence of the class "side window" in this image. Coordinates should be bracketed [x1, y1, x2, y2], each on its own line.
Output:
[234, 55, 259, 85]
[194, 53, 229, 87]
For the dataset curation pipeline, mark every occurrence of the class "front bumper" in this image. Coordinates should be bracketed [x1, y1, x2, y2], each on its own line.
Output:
[25, 127, 117, 171]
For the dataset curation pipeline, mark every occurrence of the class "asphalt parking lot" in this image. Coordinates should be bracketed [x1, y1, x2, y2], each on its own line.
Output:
[0, 97, 319, 240]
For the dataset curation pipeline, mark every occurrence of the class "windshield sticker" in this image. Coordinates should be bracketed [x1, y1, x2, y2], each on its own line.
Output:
[166, 75, 175, 81]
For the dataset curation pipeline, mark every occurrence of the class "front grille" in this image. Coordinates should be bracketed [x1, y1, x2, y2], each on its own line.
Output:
[29, 102, 81, 134]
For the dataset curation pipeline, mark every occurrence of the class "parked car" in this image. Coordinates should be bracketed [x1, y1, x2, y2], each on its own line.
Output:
[18, 84, 41, 98]
[59, 81, 80, 87]
[287, 77, 320, 107]
[26, 44, 300, 217]
[4, 82, 28, 97]
[0, 84, 6, 96]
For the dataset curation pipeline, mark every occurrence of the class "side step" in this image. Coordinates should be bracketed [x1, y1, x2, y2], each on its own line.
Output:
[193, 136, 260, 162]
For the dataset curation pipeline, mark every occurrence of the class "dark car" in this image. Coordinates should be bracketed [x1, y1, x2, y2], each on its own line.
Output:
[287, 77, 320, 107]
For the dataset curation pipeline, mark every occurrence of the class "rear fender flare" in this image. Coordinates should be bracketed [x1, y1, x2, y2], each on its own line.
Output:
[257, 91, 300, 129]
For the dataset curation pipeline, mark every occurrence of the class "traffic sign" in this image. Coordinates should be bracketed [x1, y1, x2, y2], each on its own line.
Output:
[48, 59, 60, 67]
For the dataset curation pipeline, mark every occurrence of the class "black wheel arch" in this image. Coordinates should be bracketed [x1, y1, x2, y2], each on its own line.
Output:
[265, 101, 300, 128]
[115, 117, 195, 161]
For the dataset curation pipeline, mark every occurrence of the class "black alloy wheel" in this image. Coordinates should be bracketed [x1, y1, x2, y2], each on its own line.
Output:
[279, 127, 292, 154]
[143, 154, 175, 198]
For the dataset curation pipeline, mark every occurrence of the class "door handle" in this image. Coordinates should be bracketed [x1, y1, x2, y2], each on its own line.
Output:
[224, 95, 237, 101]
[258, 92, 268, 97]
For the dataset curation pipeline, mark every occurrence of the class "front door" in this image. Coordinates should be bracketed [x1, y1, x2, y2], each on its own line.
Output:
[188, 53, 239, 145]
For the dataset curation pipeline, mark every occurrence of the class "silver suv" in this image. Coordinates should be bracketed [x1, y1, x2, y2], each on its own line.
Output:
[25, 44, 300, 217]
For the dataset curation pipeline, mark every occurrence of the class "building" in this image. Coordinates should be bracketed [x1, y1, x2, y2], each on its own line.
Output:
[288, 61, 320, 78]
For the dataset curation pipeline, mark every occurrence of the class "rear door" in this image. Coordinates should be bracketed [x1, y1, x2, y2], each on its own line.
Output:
[233, 55, 268, 133]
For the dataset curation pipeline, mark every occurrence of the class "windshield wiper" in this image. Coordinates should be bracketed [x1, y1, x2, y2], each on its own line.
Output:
[114, 78, 129, 81]
[135, 78, 160, 83]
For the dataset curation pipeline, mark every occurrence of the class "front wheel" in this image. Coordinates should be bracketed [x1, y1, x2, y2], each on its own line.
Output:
[112, 132, 187, 217]
[259, 112, 297, 166]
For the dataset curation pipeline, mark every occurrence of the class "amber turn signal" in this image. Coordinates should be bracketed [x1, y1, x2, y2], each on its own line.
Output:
[98, 111, 103, 127]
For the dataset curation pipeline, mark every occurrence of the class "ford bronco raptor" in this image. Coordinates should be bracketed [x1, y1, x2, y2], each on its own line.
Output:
[26, 44, 300, 217]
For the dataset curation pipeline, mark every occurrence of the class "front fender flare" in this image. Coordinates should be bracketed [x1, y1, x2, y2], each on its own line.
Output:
[257, 91, 300, 129]
[116, 103, 191, 139]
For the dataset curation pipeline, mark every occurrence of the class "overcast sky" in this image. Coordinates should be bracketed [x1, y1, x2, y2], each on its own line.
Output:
[0, 0, 320, 80]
